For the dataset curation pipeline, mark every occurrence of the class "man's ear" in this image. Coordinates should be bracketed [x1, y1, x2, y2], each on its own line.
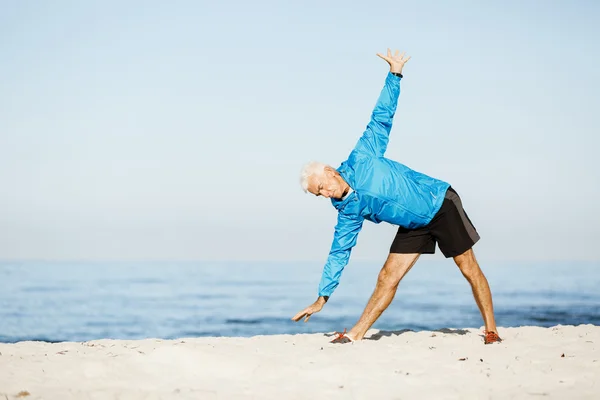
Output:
[324, 166, 335, 176]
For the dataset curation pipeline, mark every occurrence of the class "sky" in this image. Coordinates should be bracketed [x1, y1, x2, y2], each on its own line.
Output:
[0, 0, 599, 263]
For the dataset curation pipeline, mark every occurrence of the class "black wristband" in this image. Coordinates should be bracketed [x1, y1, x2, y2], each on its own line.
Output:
[392, 72, 403, 78]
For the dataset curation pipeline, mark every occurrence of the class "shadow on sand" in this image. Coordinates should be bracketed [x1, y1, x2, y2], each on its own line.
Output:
[324, 327, 471, 341]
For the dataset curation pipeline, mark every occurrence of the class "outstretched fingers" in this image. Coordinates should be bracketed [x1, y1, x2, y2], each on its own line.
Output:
[291, 310, 305, 321]
[377, 49, 411, 64]
[376, 52, 389, 62]
[292, 308, 312, 322]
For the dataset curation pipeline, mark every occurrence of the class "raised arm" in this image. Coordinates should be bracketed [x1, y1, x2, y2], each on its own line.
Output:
[353, 49, 411, 158]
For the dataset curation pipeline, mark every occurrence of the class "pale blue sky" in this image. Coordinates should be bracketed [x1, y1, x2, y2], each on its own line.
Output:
[1, 0, 598, 262]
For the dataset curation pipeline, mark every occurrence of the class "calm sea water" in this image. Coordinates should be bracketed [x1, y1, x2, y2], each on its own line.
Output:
[0, 260, 598, 343]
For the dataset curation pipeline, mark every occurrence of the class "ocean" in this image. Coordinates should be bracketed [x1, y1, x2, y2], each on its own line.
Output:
[0, 260, 598, 343]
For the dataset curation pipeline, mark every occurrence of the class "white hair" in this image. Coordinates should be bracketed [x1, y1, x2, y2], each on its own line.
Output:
[299, 161, 327, 192]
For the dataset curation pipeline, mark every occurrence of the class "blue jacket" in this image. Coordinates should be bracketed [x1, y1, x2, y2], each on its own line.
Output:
[318, 71, 450, 297]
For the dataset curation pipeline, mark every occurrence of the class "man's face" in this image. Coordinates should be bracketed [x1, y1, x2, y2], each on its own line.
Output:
[307, 167, 343, 199]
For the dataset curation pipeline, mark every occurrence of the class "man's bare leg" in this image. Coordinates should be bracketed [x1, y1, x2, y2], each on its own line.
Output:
[346, 253, 420, 341]
[453, 248, 498, 333]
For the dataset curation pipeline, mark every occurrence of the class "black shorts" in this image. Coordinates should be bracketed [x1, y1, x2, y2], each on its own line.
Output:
[389, 187, 480, 258]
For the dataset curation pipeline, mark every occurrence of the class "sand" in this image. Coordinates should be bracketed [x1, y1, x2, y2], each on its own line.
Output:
[0, 325, 598, 399]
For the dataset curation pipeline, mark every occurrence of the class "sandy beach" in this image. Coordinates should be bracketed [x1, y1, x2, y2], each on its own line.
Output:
[1, 324, 598, 399]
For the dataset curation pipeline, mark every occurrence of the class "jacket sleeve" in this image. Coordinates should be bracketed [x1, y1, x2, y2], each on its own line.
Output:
[353, 72, 402, 158]
[317, 212, 364, 297]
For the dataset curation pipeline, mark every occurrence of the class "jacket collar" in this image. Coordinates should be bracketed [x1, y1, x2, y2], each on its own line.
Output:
[331, 160, 356, 209]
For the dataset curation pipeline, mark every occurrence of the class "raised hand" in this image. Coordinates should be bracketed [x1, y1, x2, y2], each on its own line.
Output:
[376, 48, 411, 74]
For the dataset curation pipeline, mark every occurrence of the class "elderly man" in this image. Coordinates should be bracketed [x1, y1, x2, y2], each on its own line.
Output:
[291, 49, 501, 345]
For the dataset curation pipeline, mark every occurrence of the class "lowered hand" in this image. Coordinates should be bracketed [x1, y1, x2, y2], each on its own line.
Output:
[291, 297, 327, 322]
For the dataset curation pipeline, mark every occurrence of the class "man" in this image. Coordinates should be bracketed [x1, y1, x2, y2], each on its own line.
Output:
[291, 49, 501, 345]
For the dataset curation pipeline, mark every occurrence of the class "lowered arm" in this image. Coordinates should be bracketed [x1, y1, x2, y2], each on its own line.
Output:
[317, 213, 364, 297]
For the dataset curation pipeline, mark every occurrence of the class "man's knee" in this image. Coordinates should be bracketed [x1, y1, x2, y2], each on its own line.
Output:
[454, 249, 481, 279]
[377, 266, 398, 289]
[377, 253, 419, 288]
